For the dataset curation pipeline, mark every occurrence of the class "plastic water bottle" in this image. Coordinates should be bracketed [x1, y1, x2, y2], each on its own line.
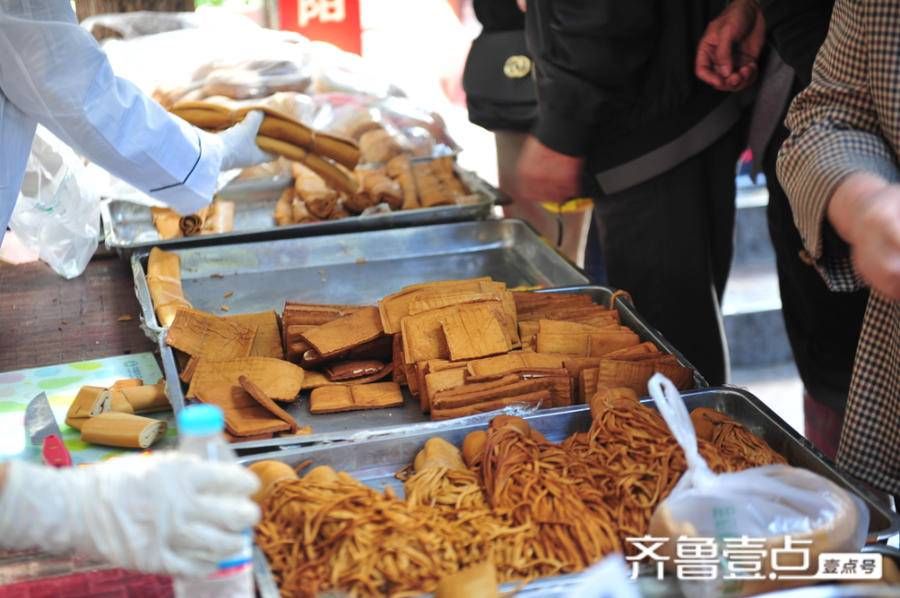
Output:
[174, 405, 254, 598]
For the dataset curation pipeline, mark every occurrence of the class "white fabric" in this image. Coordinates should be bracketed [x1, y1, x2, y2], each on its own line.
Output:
[0, 454, 260, 577]
[0, 0, 225, 231]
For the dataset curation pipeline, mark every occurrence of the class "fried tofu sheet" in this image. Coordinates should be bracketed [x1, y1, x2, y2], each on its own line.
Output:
[309, 381, 404, 414]
[300, 306, 383, 358]
[187, 357, 305, 402]
[146, 247, 192, 327]
[166, 308, 256, 360]
[440, 303, 510, 361]
[225, 311, 284, 359]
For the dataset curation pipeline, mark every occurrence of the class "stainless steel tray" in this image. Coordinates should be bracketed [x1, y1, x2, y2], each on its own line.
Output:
[242, 387, 900, 597]
[103, 166, 497, 256]
[133, 219, 589, 337]
[153, 283, 704, 452]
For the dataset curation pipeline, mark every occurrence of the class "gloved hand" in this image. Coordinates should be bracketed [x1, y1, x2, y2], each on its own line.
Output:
[0, 453, 260, 577]
[216, 110, 275, 171]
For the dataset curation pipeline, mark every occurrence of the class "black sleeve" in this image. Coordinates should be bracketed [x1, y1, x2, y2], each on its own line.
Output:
[473, 0, 524, 31]
[526, 0, 659, 157]
[759, 0, 832, 85]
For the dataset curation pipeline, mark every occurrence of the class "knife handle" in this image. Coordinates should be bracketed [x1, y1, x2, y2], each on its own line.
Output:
[42, 435, 73, 468]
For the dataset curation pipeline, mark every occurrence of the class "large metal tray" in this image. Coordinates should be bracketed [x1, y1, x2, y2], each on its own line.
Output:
[242, 387, 900, 597]
[153, 284, 704, 452]
[103, 166, 497, 256]
[133, 219, 589, 337]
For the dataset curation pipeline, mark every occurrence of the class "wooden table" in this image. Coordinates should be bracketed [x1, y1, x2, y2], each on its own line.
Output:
[0, 256, 154, 372]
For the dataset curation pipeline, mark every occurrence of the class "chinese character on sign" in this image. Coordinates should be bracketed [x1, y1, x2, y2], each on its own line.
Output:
[625, 536, 670, 580]
[823, 558, 840, 575]
[722, 536, 766, 580]
[770, 536, 812, 577]
[298, 0, 345, 27]
[861, 558, 877, 575]
[813, 554, 883, 580]
[674, 536, 718, 580]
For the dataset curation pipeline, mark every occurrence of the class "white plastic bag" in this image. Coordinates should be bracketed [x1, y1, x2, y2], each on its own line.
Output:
[9, 126, 100, 279]
[646, 374, 869, 595]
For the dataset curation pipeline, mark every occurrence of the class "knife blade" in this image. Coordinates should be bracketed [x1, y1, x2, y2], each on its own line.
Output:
[24, 393, 73, 468]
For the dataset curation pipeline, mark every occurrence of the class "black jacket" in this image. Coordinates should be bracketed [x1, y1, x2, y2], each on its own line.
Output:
[473, 0, 524, 32]
[760, 0, 833, 86]
[526, 0, 734, 175]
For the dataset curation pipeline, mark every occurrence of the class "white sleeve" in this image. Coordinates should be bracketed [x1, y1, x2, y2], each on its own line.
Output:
[0, 2, 223, 214]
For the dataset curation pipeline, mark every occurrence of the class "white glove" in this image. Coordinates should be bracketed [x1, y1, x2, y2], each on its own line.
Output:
[0, 453, 260, 577]
[216, 110, 274, 171]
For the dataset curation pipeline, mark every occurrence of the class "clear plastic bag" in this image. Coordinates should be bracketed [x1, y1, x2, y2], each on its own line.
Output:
[646, 374, 869, 595]
[9, 126, 100, 279]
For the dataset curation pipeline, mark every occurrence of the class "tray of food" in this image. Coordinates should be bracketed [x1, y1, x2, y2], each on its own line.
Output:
[132, 219, 588, 336]
[241, 387, 900, 597]
[103, 158, 497, 256]
[137, 232, 706, 449]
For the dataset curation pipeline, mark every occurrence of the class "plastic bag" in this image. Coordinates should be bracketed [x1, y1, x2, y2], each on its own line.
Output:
[646, 374, 869, 596]
[9, 126, 100, 279]
[311, 93, 460, 160]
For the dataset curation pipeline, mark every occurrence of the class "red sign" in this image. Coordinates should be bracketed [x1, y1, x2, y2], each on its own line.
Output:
[279, 0, 362, 55]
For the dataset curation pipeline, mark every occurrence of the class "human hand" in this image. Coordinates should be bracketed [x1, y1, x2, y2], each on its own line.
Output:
[0, 453, 260, 577]
[829, 177, 900, 299]
[218, 110, 275, 171]
[695, 0, 765, 92]
[515, 135, 583, 203]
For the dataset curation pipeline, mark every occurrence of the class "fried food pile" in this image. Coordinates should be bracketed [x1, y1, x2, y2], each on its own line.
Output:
[164, 100, 476, 236]
[274, 156, 477, 227]
[254, 394, 786, 597]
[151, 200, 235, 240]
[146, 251, 697, 437]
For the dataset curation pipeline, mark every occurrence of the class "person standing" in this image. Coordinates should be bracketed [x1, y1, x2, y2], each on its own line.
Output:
[776, 0, 899, 495]
[516, 0, 746, 385]
[695, 0, 868, 458]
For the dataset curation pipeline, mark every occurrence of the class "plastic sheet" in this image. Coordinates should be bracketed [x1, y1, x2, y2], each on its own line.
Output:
[9, 127, 100, 279]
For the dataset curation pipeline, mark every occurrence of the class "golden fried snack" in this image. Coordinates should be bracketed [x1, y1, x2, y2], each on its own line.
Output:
[248, 460, 298, 505]
[65, 386, 105, 430]
[187, 357, 305, 402]
[358, 167, 403, 210]
[309, 382, 404, 414]
[690, 407, 787, 470]
[379, 277, 493, 334]
[239, 376, 302, 434]
[95, 381, 169, 415]
[256, 136, 359, 195]
[439, 303, 511, 361]
[80, 412, 167, 449]
[467, 351, 564, 378]
[194, 382, 291, 439]
[200, 200, 234, 234]
[300, 306, 383, 358]
[165, 308, 256, 361]
[386, 154, 419, 209]
[146, 247, 192, 327]
[274, 187, 294, 226]
[224, 311, 284, 359]
[413, 437, 467, 472]
[151, 207, 182, 239]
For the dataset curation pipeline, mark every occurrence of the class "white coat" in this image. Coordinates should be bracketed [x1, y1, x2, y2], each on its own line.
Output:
[0, 0, 222, 233]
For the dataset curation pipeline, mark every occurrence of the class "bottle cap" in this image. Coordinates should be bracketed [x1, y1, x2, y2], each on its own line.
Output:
[178, 404, 224, 436]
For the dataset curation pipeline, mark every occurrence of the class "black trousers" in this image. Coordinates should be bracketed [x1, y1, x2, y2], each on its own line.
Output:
[764, 125, 868, 413]
[591, 125, 744, 385]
